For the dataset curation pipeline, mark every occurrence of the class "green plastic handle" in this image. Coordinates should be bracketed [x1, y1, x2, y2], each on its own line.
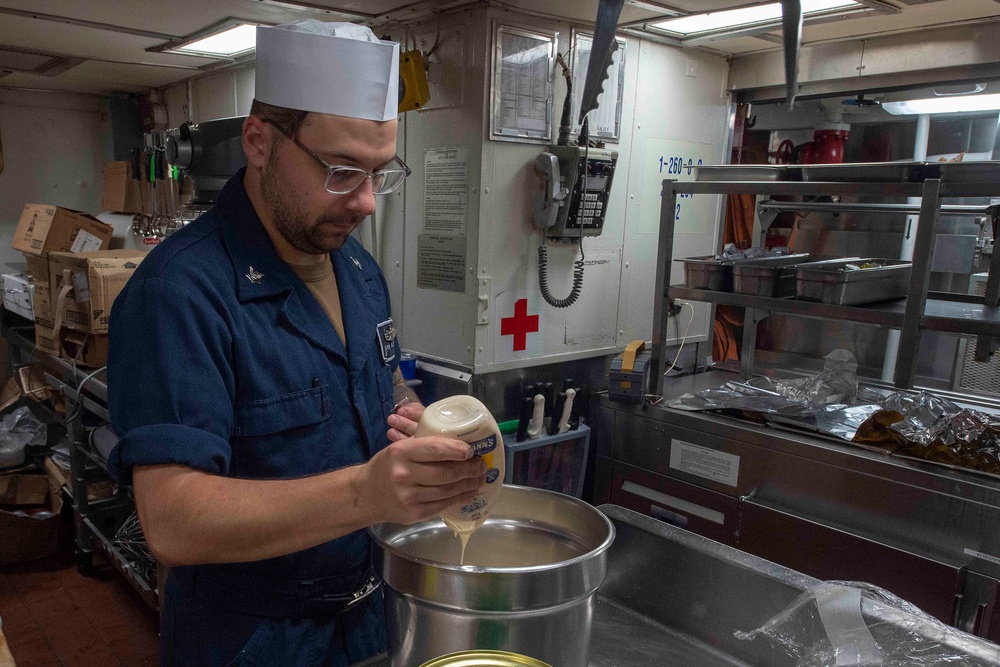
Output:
[497, 419, 519, 435]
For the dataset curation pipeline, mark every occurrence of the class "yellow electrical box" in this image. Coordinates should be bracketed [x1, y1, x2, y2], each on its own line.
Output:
[398, 50, 430, 113]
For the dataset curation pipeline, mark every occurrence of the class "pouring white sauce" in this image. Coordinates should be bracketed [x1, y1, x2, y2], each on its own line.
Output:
[414, 396, 504, 565]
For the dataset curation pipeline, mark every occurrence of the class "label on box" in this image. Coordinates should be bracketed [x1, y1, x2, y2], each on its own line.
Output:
[71, 270, 90, 304]
[669, 439, 739, 487]
[70, 230, 103, 253]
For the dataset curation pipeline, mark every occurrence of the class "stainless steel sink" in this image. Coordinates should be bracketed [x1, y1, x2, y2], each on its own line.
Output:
[356, 504, 1000, 666]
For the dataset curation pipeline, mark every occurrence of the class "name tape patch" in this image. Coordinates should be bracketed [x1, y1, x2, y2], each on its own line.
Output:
[376, 318, 397, 364]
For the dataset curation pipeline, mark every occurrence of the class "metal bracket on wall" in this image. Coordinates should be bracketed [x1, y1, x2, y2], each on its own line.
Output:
[740, 307, 772, 379]
[984, 215, 1000, 308]
[755, 196, 779, 243]
[477, 276, 492, 325]
[974, 335, 1000, 363]
[751, 194, 774, 247]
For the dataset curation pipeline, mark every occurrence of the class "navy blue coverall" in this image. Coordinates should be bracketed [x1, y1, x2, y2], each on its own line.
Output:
[107, 169, 398, 666]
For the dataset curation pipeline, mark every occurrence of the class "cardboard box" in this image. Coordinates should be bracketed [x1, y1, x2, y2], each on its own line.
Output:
[2, 273, 34, 320]
[12, 204, 114, 256]
[0, 461, 63, 563]
[49, 250, 144, 334]
[24, 252, 50, 284]
[34, 325, 59, 358]
[101, 161, 141, 214]
[48, 456, 113, 501]
[0, 474, 48, 506]
[33, 282, 52, 328]
[23, 253, 51, 325]
[34, 325, 108, 368]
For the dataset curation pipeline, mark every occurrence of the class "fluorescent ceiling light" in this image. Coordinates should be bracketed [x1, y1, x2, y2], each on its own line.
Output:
[651, 0, 859, 36]
[882, 93, 1000, 116]
[173, 23, 257, 57]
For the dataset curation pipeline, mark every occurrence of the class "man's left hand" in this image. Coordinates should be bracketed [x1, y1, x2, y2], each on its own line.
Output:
[387, 402, 424, 442]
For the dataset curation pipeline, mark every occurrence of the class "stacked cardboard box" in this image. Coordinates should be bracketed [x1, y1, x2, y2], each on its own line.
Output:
[15, 204, 115, 327]
[41, 250, 145, 366]
[0, 459, 64, 563]
[24, 254, 51, 327]
[11, 204, 120, 366]
[101, 161, 142, 214]
[12, 204, 114, 258]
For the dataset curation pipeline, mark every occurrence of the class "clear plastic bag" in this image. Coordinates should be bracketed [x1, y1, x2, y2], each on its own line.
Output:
[670, 350, 862, 413]
[0, 406, 47, 469]
[735, 581, 1000, 666]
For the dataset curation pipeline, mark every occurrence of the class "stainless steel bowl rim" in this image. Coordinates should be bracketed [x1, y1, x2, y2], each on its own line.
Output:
[369, 485, 616, 574]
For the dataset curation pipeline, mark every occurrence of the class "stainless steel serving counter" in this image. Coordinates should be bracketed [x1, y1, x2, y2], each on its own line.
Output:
[593, 368, 1000, 644]
[357, 505, 1000, 666]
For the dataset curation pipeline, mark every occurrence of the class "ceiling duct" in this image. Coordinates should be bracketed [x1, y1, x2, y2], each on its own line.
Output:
[0, 46, 87, 78]
[0, 48, 54, 72]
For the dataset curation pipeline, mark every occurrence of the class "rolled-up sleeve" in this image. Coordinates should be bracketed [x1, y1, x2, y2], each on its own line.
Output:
[106, 276, 236, 485]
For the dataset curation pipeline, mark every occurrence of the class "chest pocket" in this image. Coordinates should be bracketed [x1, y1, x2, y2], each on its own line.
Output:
[231, 386, 333, 478]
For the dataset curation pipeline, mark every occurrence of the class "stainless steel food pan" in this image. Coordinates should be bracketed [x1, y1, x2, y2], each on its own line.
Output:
[731, 253, 813, 298]
[793, 258, 912, 305]
[676, 256, 733, 292]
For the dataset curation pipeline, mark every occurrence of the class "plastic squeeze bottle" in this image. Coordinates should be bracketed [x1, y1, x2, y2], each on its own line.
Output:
[414, 395, 504, 564]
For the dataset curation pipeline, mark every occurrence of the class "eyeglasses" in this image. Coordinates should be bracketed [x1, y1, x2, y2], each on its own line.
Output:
[262, 118, 411, 196]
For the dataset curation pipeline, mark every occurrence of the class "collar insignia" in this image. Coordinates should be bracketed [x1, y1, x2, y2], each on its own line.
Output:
[246, 266, 264, 284]
[351, 256, 362, 271]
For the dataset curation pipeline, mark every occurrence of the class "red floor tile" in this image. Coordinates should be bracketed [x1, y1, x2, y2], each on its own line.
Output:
[5, 637, 61, 667]
[0, 540, 159, 666]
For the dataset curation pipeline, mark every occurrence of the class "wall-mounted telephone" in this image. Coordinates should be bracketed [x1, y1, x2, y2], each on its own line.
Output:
[533, 141, 618, 308]
[534, 145, 618, 238]
[530, 29, 620, 309]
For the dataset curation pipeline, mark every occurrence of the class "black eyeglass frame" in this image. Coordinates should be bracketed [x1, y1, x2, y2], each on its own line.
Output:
[261, 117, 411, 196]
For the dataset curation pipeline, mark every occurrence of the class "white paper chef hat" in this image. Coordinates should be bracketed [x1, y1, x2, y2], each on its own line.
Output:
[255, 20, 399, 121]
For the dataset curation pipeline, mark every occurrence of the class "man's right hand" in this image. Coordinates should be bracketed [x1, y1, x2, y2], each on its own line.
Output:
[354, 437, 485, 525]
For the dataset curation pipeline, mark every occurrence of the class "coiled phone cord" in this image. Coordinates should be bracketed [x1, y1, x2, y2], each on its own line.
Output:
[538, 239, 584, 308]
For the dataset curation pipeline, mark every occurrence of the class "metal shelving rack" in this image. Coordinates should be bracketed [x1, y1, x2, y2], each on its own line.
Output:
[41, 356, 158, 611]
[0, 315, 156, 607]
[649, 166, 1000, 396]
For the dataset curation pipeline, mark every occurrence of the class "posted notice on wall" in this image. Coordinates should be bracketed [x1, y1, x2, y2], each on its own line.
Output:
[670, 439, 739, 487]
[424, 147, 469, 235]
[493, 27, 553, 140]
[417, 234, 467, 293]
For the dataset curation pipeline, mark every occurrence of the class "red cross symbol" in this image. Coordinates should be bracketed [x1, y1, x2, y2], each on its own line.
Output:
[500, 298, 539, 352]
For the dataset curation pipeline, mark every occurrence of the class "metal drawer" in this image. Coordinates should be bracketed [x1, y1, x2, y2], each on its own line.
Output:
[610, 461, 739, 545]
[737, 497, 963, 625]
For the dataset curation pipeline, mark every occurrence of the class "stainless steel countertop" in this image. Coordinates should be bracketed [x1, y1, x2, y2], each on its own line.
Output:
[354, 593, 747, 667]
[357, 506, 1000, 666]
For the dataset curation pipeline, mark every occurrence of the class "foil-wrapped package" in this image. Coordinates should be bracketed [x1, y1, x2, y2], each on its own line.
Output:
[668, 349, 1000, 476]
[855, 394, 1000, 475]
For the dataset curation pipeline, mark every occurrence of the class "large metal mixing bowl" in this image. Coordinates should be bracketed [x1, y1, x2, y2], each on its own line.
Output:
[370, 485, 615, 667]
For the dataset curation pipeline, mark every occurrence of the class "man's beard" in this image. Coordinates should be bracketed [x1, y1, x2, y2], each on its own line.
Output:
[260, 156, 365, 254]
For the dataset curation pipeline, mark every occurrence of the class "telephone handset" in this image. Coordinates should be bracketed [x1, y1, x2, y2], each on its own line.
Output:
[533, 152, 566, 231]
[533, 145, 617, 239]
